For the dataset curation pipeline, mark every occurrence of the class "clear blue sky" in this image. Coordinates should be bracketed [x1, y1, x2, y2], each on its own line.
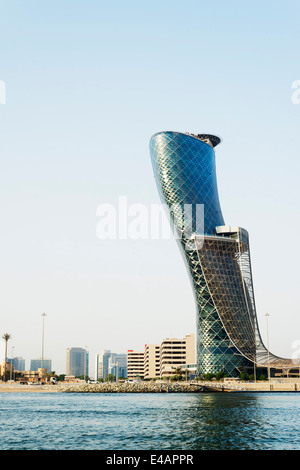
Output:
[0, 0, 300, 374]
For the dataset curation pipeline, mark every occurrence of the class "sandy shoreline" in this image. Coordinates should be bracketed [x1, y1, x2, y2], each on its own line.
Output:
[0, 384, 58, 393]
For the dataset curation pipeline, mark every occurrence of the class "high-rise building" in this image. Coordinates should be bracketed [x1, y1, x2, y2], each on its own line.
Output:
[95, 351, 127, 380]
[150, 131, 296, 377]
[66, 347, 89, 377]
[108, 353, 127, 379]
[95, 350, 111, 380]
[7, 357, 25, 372]
[30, 358, 52, 374]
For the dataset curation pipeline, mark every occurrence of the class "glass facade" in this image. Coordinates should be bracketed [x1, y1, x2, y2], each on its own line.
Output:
[30, 358, 52, 374]
[95, 350, 111, 380]
[66, 347, 89, 377]
[150, 131, 296, 377]
[7, 357, 25, 372]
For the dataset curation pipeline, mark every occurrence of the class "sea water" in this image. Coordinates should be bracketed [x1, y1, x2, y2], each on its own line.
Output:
[1, 392, 300, 450]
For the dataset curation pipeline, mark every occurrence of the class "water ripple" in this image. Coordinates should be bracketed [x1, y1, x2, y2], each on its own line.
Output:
[1, 392, 300, 449]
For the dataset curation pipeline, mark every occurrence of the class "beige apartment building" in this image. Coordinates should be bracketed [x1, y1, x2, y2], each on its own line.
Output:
[144, 344, 161, 379]
[127, 350, 144, 379]
[128, 334, 196, 380]
[160, 334, 195, 378]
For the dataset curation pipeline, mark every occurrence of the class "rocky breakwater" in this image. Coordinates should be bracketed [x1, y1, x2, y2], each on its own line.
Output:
[57, 381, 203, 393]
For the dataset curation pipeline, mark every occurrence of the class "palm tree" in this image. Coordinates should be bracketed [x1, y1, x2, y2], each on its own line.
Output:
[174, 366, 184, 376]
[173, 367, 184, 381]
[2, 333, 11, 382]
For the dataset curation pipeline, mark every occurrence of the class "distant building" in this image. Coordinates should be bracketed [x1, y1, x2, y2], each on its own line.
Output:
[64, 375, 76, 383]
[95, 350, 111, 380]
[160, 334, 195, 378]
[7, 357, 25, 372]
[0, 362, 14, 377]
[127, 350, 144, 380]
[30, 358, 52, 374]
[66, 348, 89, 377]
[95, 351, 127, 380]
[144, 344, 161, 379]
[129, 334, 196, 380]
[108, 353, 127, 379]
[24, 368, 47, 382]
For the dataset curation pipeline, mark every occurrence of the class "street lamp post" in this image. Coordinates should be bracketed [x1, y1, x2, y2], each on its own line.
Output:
[41, 313, 47, 381]
[84, 346, 87, 381]
[10, 346, 15, 381]
[265, 313, 271, 382]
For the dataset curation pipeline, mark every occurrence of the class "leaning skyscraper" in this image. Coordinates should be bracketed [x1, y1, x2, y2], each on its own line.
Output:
[150, 131, 296, 377]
